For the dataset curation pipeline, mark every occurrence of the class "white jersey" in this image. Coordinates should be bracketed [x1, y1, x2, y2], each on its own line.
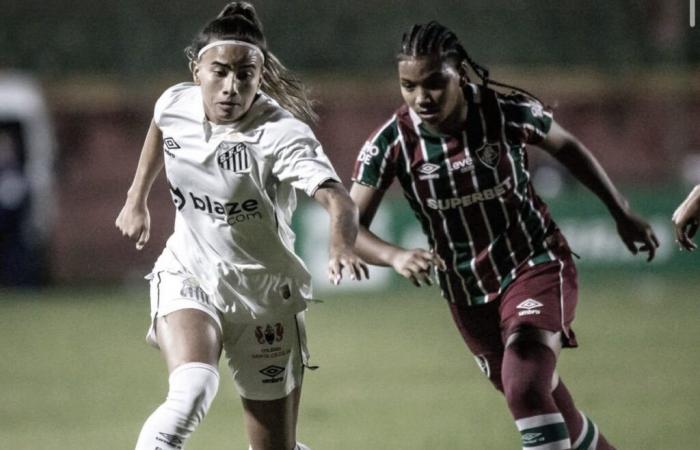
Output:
[152, 82, 339, 321]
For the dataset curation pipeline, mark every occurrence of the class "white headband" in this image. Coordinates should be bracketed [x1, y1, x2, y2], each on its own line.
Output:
[197, 40, 265, 62]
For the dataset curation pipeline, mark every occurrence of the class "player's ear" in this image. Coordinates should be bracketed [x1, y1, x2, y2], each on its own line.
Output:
[191, 61, 201, 85]
[458, 61, 469, 86]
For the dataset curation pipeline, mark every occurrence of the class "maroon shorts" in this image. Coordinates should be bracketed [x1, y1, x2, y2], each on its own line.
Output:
[448, 256, 578, 384]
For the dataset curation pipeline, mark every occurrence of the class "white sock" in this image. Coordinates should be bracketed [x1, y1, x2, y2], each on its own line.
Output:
[134, 362, 219, 450]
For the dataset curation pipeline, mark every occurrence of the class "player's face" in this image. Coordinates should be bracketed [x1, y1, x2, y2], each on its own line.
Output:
[194, 44, 263, 124]
[398, 56, 467, 135]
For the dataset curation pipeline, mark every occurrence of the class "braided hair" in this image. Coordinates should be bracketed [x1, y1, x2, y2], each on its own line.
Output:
[185, 2, 317, 123]
[399, 21, 541, 102]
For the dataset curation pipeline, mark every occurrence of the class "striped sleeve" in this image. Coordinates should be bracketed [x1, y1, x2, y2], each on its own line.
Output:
[498, 93, 553, 145]
[351, 116, 401, 191]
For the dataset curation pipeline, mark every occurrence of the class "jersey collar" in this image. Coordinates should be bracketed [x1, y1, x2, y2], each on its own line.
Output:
[202, 92, 266, 142]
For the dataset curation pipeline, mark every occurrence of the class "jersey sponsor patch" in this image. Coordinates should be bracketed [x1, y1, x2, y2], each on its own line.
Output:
[449, 155, 474, 173]
[358, 142, 380, 165]
[475, 142, 501, 168]
[217, 141, 250, 173]
[425, 177, 512, 210]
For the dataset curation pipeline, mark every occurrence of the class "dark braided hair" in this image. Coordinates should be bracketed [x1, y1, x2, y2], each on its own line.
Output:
[399, 21, 541, 102]
[185, 2, 317, 123]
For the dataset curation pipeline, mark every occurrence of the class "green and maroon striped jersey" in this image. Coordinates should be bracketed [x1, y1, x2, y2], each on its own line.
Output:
[352, 83, 569, 307]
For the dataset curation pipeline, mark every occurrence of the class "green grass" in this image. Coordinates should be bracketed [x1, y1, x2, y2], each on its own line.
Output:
[1, 274, 698, 449]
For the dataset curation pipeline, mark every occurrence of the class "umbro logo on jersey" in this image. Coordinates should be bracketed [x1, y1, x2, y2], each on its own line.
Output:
[163, 137, 181, 158]
[163, 137, 181, 150]
[475, 142, 501, 168]
[217, 141, 250, 173]
[517, 298, 543, 316]
[418, 163, 440, 180]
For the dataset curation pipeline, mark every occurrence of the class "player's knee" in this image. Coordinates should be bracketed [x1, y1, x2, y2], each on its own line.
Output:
[167, 362, 219, 429]
[503, 375, 548, 411]
[505, 326, 562, 357]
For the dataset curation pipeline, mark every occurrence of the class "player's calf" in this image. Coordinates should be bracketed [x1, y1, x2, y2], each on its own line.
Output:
[134, 362, 219, 450]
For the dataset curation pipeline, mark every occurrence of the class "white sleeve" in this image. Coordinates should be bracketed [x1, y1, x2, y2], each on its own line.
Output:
[271, 121, 340, 197]
[154, 83, 195, 126]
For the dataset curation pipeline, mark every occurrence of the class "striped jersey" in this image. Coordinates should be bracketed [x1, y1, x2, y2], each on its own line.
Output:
[352, 83, 571, 306]
[153, 82, 340, 321]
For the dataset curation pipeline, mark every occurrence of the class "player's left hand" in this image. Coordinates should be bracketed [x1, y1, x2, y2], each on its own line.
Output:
[328, 246, 370, 285]
[614, 209, 660, 262]
[671, 186, 700, 251]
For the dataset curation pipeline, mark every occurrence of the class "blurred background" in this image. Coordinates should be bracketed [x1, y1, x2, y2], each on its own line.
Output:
[1, 1, 699, 449]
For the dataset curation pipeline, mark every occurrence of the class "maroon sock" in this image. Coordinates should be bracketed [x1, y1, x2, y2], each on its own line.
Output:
[553, 380, 615, 450]
[501, 341, 558, 419]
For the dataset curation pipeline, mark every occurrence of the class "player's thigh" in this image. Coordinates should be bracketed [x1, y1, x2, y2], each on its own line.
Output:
[221, 311, 308, 402]
[448, 300, 505, 387]
[499, 256, 578, 349]
[157, 309, 222, 371]
[148, 270, 223, 370]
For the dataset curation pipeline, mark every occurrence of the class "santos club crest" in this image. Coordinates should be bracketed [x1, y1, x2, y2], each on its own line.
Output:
[216, 141, 250, 173]
[475, 142, 501, 169]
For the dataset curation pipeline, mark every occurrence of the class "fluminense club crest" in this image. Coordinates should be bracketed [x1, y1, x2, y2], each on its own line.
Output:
[216, 141, 250, 173]
[475, 142, 501, 169]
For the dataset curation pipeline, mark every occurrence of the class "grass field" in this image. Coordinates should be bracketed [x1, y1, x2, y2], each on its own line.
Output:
[1, 273, 698, 449]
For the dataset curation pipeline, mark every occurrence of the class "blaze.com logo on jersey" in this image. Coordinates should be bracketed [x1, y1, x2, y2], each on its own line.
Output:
[169, 186, 262, 225]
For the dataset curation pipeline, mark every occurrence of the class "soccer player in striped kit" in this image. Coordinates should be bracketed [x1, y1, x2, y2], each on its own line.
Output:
[351, 21, 659, 450]
[116, 3, 367, 450]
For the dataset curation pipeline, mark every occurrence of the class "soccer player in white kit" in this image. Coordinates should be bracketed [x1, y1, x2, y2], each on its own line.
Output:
[115, 3, 368, 449]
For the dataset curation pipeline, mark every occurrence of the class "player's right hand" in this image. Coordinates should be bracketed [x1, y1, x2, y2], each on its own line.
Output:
[390, 248, 447, 287]
[115, 201, 151, 250]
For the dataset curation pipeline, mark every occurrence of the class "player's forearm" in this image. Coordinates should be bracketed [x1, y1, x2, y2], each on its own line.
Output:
[315, 181, 359, 251]
[354, 226, 403, 267]
[126, 120, 164, 204]
[328, 202, 359, 252]
[553, 140, 629, 219]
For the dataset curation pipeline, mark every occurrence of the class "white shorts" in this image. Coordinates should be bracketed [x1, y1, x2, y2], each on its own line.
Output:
[147, 270, 310, 401]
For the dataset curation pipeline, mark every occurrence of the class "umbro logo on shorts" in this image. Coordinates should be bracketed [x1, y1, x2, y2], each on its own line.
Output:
[260, 365, 285, 384]
[517, 298, 543, 316]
